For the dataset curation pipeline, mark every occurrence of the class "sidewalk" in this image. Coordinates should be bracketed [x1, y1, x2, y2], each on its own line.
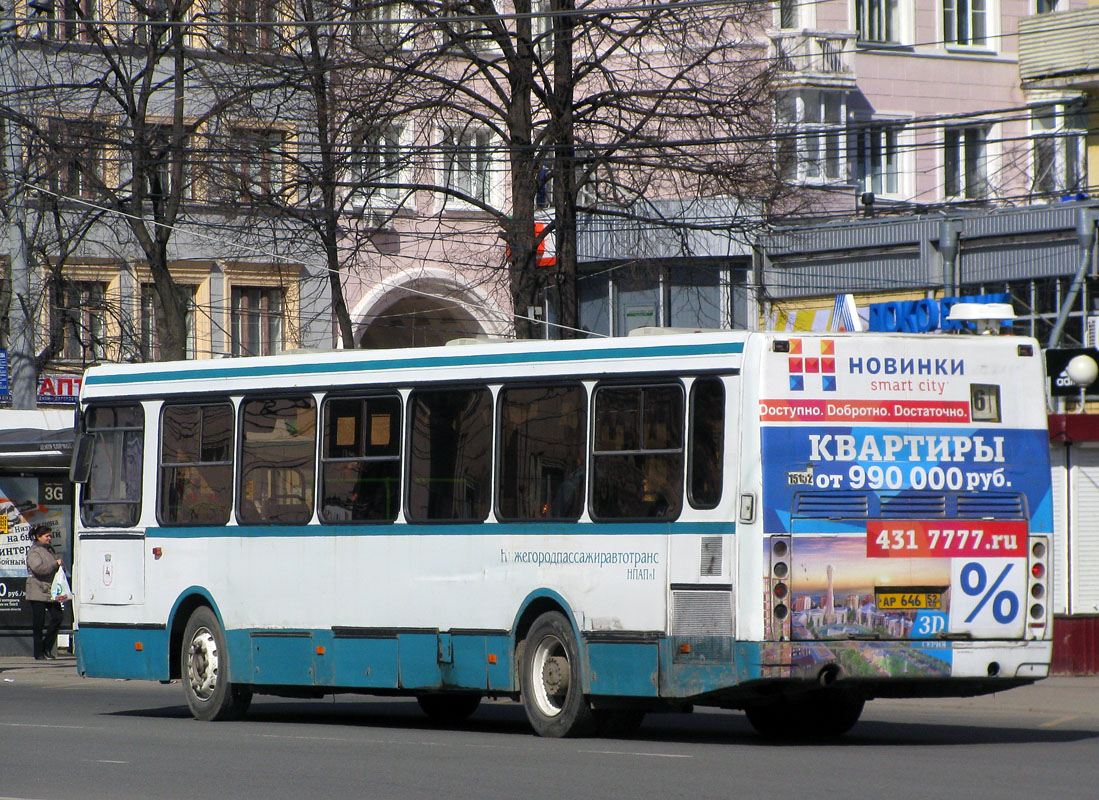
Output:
[0, 653, 85, 685]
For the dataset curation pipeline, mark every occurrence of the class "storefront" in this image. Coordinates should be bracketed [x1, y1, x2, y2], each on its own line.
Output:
[0, 410, 75, 656]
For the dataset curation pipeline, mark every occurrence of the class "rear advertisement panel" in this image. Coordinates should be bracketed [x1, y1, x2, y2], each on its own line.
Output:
[759, 336, 1051, 660]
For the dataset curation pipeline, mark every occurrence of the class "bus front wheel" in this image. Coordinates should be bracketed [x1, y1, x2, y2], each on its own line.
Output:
[181, 607, 252, 722]
[520, 612, 596, 737]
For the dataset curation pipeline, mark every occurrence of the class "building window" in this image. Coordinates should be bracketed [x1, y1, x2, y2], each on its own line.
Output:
[1035, 0, 1059, 13]
[222, 0, 277, 52]
[37, 0, 98, 41]
[777, 90, 846, 184]
[856, 0, 899, 43]
[53, 120, 109, 200]
[226, 126, 285, 201]
[440, 0, 494, 48]
[944, 125, 989, 199]
[777, 0, 799, 28]
[943, 0, 988, 47]
[141, 284, 196, 360]
[142, 126, 190, 202]
[117, 0, 166, 44]
[231, 286, 283, 357]
[1032, 102, 1086, 198]
[348, 0, 404, 48]
[854, 123, 902, 196]
[53, 280, 107, 363]
[442, 126, 492, 204]
[350, 127, 402, 204]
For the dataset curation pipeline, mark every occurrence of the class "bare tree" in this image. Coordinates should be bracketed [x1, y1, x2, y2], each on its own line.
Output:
[353, 0, 791, 337]
[0, 0, 296, 363]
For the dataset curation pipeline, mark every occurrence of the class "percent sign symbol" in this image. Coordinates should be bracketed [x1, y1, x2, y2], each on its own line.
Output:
[960, 562, 1019, 624]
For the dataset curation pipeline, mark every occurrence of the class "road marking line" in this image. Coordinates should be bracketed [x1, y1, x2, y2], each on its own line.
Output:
[0, 722, 96, 731]
[1038, 714, 1081, 728]
[580, 750, 690, 759]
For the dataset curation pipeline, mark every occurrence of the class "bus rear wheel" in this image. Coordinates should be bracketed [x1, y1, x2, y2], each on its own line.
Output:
[745, 691, 864, 739]
[181, 607, 252, 721]
[520, 612, 596, 737]
[417, 693, 482, 723]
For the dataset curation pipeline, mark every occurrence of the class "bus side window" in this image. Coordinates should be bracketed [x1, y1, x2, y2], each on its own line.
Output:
[238, 396, 316, 525]
[407, 388, 492, 522]
[688, 377, 725, 509]
[497, 384, 587, 521]
[158, 402, 234, 526]
[591, 384, 683, 521]
[320, 395, 401, 523]
[79, 405, 145, 528]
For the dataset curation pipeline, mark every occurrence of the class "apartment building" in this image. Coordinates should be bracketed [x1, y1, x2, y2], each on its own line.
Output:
[772, 0, 1089, 211]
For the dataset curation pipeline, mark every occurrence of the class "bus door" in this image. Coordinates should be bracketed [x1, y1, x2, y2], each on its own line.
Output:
[72, 404, 147, 607]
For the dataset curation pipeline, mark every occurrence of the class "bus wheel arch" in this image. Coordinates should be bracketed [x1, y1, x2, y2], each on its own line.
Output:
[168, 590, 222, 681]
[512, 591, 582, 691]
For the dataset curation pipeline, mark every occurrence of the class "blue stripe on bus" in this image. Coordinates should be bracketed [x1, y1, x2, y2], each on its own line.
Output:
[75, 623, 759, 696]
[83, 341, 745, 387]
[146, 521, 738, 539]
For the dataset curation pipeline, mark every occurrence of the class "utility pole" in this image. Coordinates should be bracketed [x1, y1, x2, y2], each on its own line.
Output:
[1, 11, 37, 409]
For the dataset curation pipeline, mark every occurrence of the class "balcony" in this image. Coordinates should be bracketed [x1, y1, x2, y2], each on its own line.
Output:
[1019, 8, 1099, 91]
[770, 29, 858, 90]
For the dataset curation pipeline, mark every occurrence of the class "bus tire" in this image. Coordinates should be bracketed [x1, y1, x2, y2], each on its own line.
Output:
[417, 693, 482, 723]
[181, 607, 252, 722]
[520, 611, 596, 738]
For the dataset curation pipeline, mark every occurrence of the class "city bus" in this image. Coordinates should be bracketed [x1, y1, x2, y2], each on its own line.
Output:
[70, 329, 1052, 738]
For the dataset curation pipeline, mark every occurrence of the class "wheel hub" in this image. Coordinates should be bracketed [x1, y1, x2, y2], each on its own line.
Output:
[187, 627, 220, 700]
[541, 655, 570, 694]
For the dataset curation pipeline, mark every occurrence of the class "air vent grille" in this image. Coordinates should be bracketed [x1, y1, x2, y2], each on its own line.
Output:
[700, 536, 723, 576]
[672, 591, 732, 636]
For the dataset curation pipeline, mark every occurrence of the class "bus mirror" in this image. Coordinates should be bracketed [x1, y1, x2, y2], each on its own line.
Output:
[70, 434, 94, 484]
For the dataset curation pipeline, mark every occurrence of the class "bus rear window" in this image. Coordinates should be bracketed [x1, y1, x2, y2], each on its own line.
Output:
[591, 384, 683, 520]
[159, 403, 234, 526]
[320, 395, 401, 523]
[80, 404, 144, 528]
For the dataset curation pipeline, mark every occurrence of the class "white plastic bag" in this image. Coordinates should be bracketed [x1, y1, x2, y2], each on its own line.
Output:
[50, 568, 72, 603]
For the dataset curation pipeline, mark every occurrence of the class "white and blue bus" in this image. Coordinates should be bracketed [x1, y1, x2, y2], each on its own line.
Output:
[71, 330, 1052, 737]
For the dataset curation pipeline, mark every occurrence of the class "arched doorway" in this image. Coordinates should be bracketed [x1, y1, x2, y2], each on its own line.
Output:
[359, 294, 483, 349]
[353, 272, 509, 349]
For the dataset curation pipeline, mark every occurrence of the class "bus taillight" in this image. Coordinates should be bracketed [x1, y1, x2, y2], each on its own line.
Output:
[769, 537, 792, 640]
[1027, 536, 1049, 633]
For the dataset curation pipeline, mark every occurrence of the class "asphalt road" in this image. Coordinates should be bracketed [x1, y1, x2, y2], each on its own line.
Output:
[2, 656, 1098, 800]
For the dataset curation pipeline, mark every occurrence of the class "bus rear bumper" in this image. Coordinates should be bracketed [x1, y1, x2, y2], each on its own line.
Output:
[660, 638, 1052, 704]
